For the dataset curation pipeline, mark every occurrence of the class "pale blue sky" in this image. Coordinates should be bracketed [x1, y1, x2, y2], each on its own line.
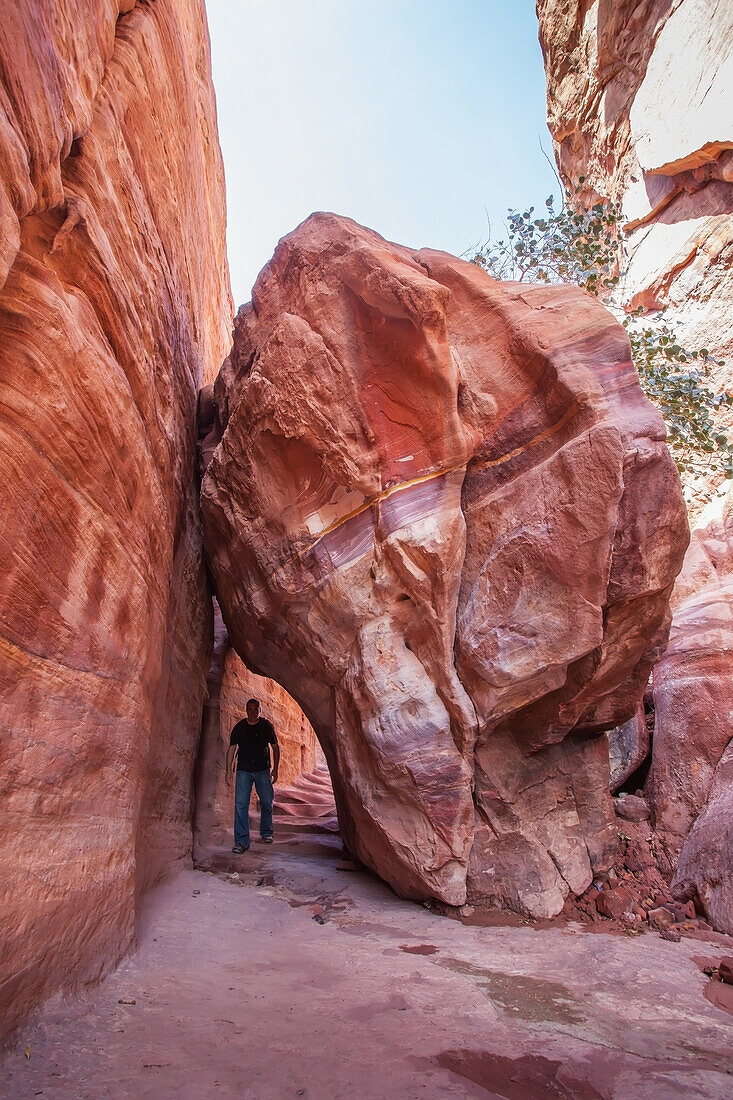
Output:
[207, 1, 557, 307]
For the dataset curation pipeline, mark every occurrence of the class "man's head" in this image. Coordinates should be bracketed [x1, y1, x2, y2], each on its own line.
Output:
[245, 698, 260, 722]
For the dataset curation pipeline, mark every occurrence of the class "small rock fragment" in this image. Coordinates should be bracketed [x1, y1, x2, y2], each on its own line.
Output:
[719, 957, 733, 986]
[648, 906, 676, 930]
[614, 794, 650, 822]
[596, 886, 633, 919]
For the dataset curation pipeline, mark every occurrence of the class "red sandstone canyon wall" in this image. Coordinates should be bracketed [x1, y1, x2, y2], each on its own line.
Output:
[0, 0, 232, 1036]
[538, 0, 733, 936]
[537, 0, 733, 500]
[201, 213, 688, 918]
[537, 0, 733, 355]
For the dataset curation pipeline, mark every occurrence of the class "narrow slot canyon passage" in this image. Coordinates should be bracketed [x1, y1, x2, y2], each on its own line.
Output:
[5, 158, 733, 1100]
[192, 600, 343, 875]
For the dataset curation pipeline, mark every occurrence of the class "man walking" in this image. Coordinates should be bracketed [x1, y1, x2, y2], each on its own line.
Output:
[226, 698, 280, 853]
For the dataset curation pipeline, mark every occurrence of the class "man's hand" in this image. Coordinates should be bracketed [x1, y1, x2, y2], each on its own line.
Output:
[271, 770, 278, 785]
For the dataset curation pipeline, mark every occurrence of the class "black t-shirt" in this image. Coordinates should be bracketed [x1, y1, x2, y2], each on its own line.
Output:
[229, 717, 277, 772]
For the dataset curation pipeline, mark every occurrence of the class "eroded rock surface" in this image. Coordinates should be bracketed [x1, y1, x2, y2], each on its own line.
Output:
[202, 213, 688, 916]
[538, 0, 733, 934]
[537, 0, 733, 502]
[0, 0, 231, 1034]
[645, 487, 733, 929]
[673, 743, 733, 935]
[649, 488, 733, 840]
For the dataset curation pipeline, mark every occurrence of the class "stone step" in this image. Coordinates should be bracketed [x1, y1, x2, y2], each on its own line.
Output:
[275, 791, 335, 806]
[249, 767, 339, 837]
[285, 780, 333, 796]
[270, 800, 334, 818]
[270, 819, 340, 835]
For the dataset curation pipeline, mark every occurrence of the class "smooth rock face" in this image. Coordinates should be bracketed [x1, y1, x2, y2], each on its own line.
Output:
[0, 0, 231, 1034]
[647, 486, 733, 931]
[194, 601, 319, 853]
[673, 755, 733, 935]
[537, 0, 733, 481]
[202, 213, 688, 915]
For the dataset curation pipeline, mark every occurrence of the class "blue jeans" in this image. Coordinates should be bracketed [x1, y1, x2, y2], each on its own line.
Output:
[234, 769, 274, 845]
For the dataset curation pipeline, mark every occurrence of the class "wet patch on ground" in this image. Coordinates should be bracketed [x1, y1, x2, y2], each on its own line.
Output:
[5, 868, 733, 1098]
[704, 981, 733, 1017]
[435, 1049, 605, 1099]
[439, 959, 585, 1026]
[692, 955, 733, 1018]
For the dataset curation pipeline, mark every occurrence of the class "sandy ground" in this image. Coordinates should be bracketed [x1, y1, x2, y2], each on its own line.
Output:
[2, 834, 733, 1099]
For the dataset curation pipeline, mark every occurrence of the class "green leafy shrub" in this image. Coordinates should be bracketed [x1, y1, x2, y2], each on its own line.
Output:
[471, 183, 732, 479]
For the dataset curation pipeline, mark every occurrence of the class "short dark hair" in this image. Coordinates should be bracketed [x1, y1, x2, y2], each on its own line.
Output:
[246, 698, 260, 707]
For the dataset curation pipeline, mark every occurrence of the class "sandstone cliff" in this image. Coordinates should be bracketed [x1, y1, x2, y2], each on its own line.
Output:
[537, 0, 733, 493]
[538, 0, 733, 935]
[202, 213, 688, 918]
[0, 0, 231, 1035]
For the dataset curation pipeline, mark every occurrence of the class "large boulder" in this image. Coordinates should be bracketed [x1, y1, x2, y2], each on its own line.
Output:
[202, 213, 688, 916]
[0, 0, 231, 1034]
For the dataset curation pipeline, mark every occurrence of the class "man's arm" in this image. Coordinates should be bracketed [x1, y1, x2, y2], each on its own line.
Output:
[271, 740, 280, 784]
[225, 744, 237, 786]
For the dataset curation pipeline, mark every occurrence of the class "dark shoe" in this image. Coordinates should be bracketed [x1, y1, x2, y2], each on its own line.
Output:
[232, 842, 249, 853]
[261, 836, 274, 844]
